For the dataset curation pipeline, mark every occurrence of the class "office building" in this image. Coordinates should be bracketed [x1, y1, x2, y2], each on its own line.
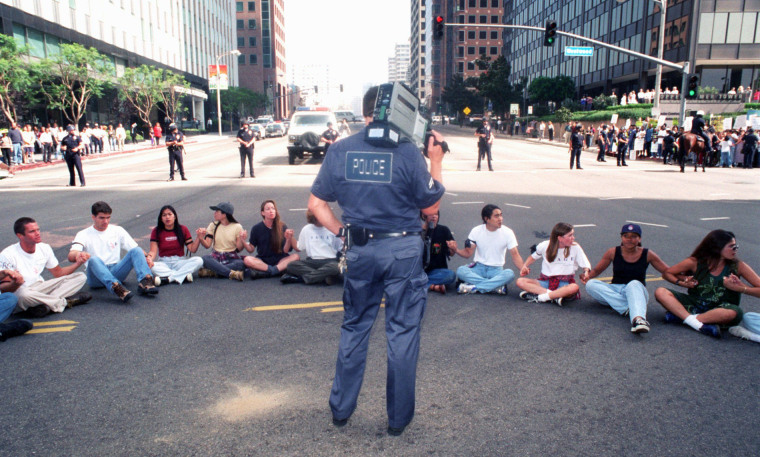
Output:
[388, 42, 411, 84]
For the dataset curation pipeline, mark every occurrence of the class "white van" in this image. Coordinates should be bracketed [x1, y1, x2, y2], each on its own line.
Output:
[286, 109, 338, 164]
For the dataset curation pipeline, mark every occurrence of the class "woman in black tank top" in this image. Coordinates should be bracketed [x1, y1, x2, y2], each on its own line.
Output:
[582, 224, 669, 334]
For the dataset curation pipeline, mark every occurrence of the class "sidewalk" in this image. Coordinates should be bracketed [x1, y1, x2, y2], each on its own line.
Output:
[2, 133, 228, 176]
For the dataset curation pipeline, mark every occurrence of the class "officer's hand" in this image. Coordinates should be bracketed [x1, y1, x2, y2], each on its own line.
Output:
[426, 130, 445, 163]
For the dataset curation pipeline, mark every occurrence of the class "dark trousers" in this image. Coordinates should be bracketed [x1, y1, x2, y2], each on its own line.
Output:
[65, 153, 85, 185]
[570, 148, 581, 169]
[596, 142, 606, 161]
[663, 147, 673, 164]
[744, 146, 756, 169]
[1, 148, 11, 166]
[202, 255, 245, 278]
[42, 143, 53, 162]
[168, 148, 185, 179]
[239, 146, 254, 176]
[617, 144, 627, 165]
[286, 258, 340, 284]
[477, 143, 492, 170]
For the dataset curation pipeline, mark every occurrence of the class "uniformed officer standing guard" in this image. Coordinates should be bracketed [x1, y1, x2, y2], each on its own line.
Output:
[475, 118, 494, 171]
[308, 86, 446, 436]
[164, 124, 187, 181]
[236, 121, 255, 178]
[568, 124, 583, 170]
[60, 125, 85, 187]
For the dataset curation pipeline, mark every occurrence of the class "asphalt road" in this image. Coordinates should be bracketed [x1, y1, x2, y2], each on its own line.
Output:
[1, 126, 759, 456]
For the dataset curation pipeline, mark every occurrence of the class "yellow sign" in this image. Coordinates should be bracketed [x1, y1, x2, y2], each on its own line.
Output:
[463, 107, 471, 115]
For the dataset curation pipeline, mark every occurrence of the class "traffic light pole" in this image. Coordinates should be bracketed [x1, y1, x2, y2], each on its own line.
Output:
[447, 23, 690, 126]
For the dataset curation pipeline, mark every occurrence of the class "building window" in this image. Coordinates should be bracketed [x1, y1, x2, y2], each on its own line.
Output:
[248, 19, 257, 29]
[478, 46, 486, 55]
[458, 31, 465, 41]
[480, 0, 487, 7]
[237, 19, 244, 29]
[238, 54, 245, 65]
[250, 54, 257, 64]
[236, 2, 243, 12]
[491, 15, 498, 24]
[468, 31, 475, 39]
[467, 62, 475, 70]
[491, 31, 498, 39]
[490, 46, 497, 55]
[248, 1, 255, 11]
[458, 61, 464, 72]
[468, 15, 475, 23]
[249, 36, 256, 46]
[468, 0, 476, 7]
[479, 31, 486, 39]
[457, 46, 464, 57]
[479, 15, 487, 23]
[492, 0, 498, 6]
[467, 46, 475, 55]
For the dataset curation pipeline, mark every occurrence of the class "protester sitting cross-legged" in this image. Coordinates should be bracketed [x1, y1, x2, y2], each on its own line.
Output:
[451, 204, 525, 295]
[242, 200, 299, 279]
[581, 224, 670, 334]
[281, 209, 343, 285]
[0, 217, 90, 317]
[147, 205, 204, 286]
[516, 223, 591, 307]
[654, 229, 751, 338]
[421, 210, 457, 294]
[68, 201, 158, 303]
[196, 203, 246, 281]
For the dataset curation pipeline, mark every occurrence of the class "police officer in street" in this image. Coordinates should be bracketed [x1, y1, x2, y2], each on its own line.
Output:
[568, 124, 583, 170]
[236, 120, 255, 178]
[320, 122, 339, 155]
[691, 111, 712, 155]
[308, 86, 446, 437]
[164, 124, 186, 181]
[475, 118, 494, 171]
[60, 125, 85, 187]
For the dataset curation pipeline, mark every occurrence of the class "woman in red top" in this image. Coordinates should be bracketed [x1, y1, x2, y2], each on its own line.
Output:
[153, 122, 163, 146]
[147, 205, 203, 285]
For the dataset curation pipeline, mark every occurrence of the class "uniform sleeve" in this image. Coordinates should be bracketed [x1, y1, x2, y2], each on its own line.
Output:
[410, 149, 445, 209]
[310, 149, 337, 202]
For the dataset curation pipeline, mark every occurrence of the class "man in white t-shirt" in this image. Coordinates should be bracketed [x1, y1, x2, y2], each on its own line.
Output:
[282, 210, 343, 285]
[451, 204, 525, 294]
[0, 217, 91, 317]
[67, 201, 158, 303]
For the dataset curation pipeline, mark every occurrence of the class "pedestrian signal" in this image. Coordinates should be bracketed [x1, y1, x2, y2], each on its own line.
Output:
[434, 16, 445, 40]
[544, 20, 557, 46]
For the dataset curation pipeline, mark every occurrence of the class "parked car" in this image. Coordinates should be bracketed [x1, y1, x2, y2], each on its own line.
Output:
[265, 123, 286, 138]
[249, 124, 264, 140]
[287, 110, 338, 164]
[333, 110, 355, 124]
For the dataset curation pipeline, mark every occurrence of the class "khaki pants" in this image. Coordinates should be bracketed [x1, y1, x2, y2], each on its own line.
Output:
[15, 272, 87, 313]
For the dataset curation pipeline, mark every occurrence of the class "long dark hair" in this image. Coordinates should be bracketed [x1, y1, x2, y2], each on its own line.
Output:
[691, 229, 736, 270]
[546, 222, 573, 263]
[261, 199, 284, 254]
[156, 205, 185, 246]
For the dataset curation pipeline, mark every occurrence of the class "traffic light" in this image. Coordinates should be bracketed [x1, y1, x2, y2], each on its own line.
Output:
[544, 20, 557, 46]
[434, 15, 444, 40]
[686, 75, 699, 99]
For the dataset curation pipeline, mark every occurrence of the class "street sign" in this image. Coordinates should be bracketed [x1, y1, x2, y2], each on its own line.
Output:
[565, 46, 594, 57]
[209, 65, 229, 91]
[463, 107, 471, 115]
[510, 104, 520, 115]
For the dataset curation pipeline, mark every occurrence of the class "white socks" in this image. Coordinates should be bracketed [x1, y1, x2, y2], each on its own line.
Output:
[537, 293, 551, 302]
[683, 314, 703, 331]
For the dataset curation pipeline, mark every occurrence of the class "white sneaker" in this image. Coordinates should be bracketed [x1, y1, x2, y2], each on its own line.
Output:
[186, 273, 193, 283]
[729, 325, 760, 343]
[457, 283, 476, 294]
[154, 276, 162, 286]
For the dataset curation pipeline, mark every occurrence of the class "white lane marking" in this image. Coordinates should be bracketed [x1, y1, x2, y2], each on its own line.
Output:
[700, 217, 730, 221]
[573, 224, 596, 228]
[289, 208, 308, 212]
[445, 192, 459, 197]
[452, 201, 484, 205]
[503, 203, 531, 209]
[600, 197, 632, 200]
[626, 220, 669, 228]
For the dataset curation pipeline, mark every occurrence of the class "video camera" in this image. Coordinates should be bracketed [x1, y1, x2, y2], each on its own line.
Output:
[365, 82, 449, 156]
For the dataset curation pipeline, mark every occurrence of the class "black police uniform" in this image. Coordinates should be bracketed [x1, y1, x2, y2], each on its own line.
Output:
[570, 129, 583, 169]
[311, 128, 444, 432]
[742, 130, 758, 169]
[165, 130, 186, 180]
[321, 127, 339, 155]
[691, 116, 712, 152]
[237, 126, 255, 177]
[616, 130, 628, 166]
[60, 132, 85, 186]
[475, 123, 493, 171]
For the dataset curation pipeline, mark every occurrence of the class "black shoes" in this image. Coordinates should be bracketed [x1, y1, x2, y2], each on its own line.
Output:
[0, 319, 33, 341]
[280, 274, 304, 284]
[387, 425, 406, 436]
[27, 305, 51, 318]
[332, 417, 348, 427]
[250, 270, 271, 280]
[65, 291, 93, 308]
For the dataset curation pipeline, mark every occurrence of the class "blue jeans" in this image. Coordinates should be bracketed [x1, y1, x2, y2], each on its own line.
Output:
[720, 151, 731, 167]
[585, 279, 648, 323]
[0, 292, 18, 322]
[426, 268, 456, 288]
[12, 143, 22, 164]
[740, 312, 760, 334]
[456, 263, 515, 293]
[85, 247, 152, 294]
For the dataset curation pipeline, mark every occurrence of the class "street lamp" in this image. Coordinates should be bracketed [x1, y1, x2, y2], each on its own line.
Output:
[618, 0, 666, 111]
[215, 49, 241, 136]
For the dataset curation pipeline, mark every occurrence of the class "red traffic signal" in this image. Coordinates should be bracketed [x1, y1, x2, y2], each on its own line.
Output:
[434, 16, 445, 40]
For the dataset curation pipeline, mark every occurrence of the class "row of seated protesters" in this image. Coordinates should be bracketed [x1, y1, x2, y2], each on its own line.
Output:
[1, 201, 759, 344]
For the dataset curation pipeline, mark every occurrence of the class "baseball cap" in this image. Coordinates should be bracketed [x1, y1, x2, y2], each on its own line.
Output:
[210, 202, 234, 216]
[621, 224, 642, 236]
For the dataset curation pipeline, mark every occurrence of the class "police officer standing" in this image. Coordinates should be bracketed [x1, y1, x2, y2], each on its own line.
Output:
[236, 121, 255, 178]
[320, 122, 339, 155]
[568, 125, 583, 170]
[475, 118, 494, 171]
[308, 86, 446, 437]
[164, 124, 187, 181]
[60, 125, 85, 187]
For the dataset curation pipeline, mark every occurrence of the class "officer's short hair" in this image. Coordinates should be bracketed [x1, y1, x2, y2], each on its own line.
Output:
[481, 204, 500, 223]
[91, 201, 112, 216]
[362, 86, 379, 118]
[13, 217, 35, 236]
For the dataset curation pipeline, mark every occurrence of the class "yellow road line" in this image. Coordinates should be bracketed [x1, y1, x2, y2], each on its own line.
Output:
[32, 320, 79, 327]
[245, 301, 342, 312]
[320, 307, 344, 313]
[27, 326, 77, 334]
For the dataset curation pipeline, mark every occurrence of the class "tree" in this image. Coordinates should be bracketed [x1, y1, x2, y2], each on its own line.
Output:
[0, 35, 33, 125]
[476, 56, 523, 116]
[157, 70, 190, 122]
[528, 75, 576, 105]
[33, 43, 113, 126]
[442, 74, 483, 119]
[219, 87, 266, 126]
[117, 65, 162, 129]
